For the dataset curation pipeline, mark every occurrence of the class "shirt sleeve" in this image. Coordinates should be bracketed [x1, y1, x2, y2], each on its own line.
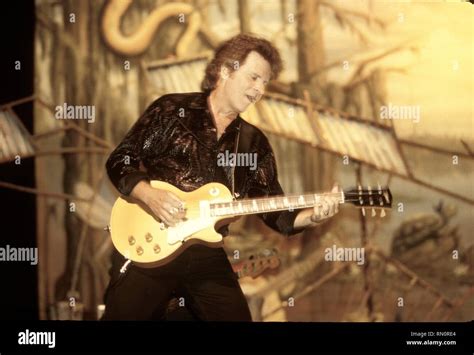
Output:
[247, 138, 305, 237]
[105, 100, 163, 196]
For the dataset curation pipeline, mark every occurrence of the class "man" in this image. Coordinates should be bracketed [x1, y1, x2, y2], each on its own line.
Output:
[102, 34, 339, 321]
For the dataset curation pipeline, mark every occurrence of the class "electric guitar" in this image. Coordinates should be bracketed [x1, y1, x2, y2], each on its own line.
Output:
[109, 181, 392, 268]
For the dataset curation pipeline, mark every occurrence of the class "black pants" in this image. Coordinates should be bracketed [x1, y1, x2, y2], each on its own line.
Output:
[101, 244, 252, 321]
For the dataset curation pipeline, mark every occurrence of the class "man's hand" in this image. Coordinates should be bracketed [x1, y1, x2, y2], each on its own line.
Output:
[310, 184, 341, 223]
[293, 183, 341, 230]
[131, 181, 186, 226]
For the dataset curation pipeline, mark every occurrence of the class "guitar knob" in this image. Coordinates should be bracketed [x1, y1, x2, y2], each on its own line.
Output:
[209, 187, 220, 196]
[103, 225, 111, 233]
[136, 246, 144, 255]
[153, 244, 161, 253]
[128, 236, 135, 245]
[145, 233, 153, 242]
[159, 222, 166, 230]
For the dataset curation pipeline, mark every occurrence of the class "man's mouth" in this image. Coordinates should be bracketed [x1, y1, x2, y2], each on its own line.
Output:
[246, 95, 257, 103]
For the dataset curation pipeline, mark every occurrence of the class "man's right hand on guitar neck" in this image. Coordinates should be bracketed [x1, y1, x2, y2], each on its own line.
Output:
[130, 181, 186, 227]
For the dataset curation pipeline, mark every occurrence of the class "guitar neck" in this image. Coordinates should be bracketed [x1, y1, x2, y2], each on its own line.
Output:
[210, 192, 345, 218]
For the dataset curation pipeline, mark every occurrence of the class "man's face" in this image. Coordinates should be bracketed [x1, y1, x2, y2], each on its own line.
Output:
[219, 51, 272, 113]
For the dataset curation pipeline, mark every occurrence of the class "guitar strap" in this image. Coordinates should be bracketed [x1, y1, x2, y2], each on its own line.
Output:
[178, 114, 257, 199]
[230, 123, 241, 198]
[231, 119, 259, 199]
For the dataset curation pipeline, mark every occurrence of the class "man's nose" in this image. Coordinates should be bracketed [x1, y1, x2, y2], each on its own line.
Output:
[254, 81, 265, 96]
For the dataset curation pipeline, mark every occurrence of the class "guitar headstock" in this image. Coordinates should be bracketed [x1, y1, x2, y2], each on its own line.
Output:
[343, 184, 392, 217]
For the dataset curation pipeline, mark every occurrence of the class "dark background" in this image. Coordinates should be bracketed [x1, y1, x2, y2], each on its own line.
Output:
[0, 0, 38, 320]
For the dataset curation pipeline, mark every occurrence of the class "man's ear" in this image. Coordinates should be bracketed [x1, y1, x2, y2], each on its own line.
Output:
[220, 66, 230, 80]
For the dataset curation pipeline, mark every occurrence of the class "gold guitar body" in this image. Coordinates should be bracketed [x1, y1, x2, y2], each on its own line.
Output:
[110, 181, 234, 268]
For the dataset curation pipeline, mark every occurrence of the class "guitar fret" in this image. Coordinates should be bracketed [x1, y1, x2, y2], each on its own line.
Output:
[252, 199, 258, 212]
[276, 198, 284, 210]
[269, 199, 277, 209]
[213, 193, 344, 217]
[290, 196, 297, 208]
[298, 195, 305, 206]
[314, 194, 320, 205]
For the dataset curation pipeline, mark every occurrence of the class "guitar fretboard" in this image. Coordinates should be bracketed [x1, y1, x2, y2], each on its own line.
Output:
[210, 192, 345, 217]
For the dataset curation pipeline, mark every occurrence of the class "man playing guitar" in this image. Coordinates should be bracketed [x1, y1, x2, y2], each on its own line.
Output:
[102, 34, 340, 321]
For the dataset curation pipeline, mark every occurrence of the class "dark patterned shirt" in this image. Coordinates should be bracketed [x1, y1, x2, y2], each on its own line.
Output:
[106, 92, 302, 236]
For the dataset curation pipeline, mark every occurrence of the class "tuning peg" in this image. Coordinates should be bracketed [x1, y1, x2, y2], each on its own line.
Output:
[361, 207, 366, 216]
[371, 208, 376, 217]
[377, 182, 382, 193]
[380, 209, 386, 218]
[103, 225, 111, 233]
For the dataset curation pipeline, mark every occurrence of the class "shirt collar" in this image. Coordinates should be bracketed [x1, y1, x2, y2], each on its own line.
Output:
[191, 91, 242, 133]
[188, 91, 210, 109]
